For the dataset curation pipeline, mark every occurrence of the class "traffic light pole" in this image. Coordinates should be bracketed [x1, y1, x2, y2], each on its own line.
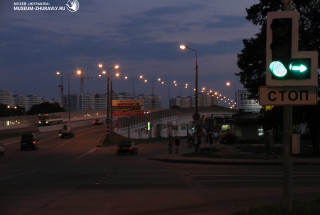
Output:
[282, 1, 293, 214]
[283, 106, 293, 214]
[263, 2, 318, 213]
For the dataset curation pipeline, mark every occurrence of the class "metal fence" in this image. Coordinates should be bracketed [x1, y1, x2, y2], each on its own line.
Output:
[0, 110, 107, 129]
[116, 106, 235, 130]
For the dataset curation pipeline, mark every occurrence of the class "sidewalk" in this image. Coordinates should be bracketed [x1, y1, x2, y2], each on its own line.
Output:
[149, 140, 320, 166]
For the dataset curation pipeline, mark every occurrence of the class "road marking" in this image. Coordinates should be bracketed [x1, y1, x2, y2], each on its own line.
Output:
[190, 174, 320, 177]
[58, 142, 69, 147]
[190, 174, 320, 183]
[190, 174, 283, 177]
[77, 147, 98, 160]
[3, 140, 19, 146]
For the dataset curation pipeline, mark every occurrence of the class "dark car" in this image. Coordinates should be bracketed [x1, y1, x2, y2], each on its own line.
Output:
[21, 133, 39, 150]
[117, 141, 138, 155]
[93, 119, 103, 125]
[59, 124, 74, 138]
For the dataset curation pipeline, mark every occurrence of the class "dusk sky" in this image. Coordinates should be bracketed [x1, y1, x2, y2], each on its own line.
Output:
[0, 0, 259, 106]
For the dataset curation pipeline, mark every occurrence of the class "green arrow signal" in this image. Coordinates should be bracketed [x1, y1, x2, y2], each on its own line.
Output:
[289, 63, 307, 73]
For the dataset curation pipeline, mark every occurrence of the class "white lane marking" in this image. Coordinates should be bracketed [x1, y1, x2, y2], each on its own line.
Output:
[190, 174, 320, 183]
[190, 174, 320, 177]
[3, 140, 19, 146]
[77, 147, 98, 160]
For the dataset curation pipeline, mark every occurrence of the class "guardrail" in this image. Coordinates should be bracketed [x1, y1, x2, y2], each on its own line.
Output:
[116, 106, 235, 130]
[0, 110, 107, 130]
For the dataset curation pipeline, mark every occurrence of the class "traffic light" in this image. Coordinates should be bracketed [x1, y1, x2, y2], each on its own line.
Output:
[266, 11, 317, 86]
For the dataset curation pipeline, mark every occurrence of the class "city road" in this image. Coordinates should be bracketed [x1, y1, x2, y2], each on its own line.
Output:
[1, 124, 320, 215]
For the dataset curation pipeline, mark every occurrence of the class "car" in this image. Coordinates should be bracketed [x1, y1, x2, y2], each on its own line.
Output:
[21, 133, 39, 150]
[0, 144, 4, 155]
[93, 119, 103, 125]
[59, 124, 74, 138]
[117, 141, 138, 155]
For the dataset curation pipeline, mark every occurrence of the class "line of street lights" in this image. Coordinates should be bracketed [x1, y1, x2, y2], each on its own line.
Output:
[56, 70, 237, 111]
[55, 48, 238, 142]
[57, 70, 237, 112]
[55, 46, 238, 123]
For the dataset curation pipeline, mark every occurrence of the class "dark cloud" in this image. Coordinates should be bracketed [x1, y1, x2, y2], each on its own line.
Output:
[117, 4, 204, 37]
[0, 21, 243, 74]
[206, 15, 248, 29]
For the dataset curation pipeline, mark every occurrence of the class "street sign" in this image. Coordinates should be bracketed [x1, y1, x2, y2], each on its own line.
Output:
[259, 86, 318, 106]
[266, 11, 318, 86]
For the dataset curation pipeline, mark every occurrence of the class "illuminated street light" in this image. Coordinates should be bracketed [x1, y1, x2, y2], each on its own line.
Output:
[179, 43, 199, 123]
[76, 69, 91, 111]
[140, 75, 165, 108]
[179, 44, 187, 50]
[56, 71, 72, 123]
[226, 81, 237, 109]
[98, 63, 120, 140]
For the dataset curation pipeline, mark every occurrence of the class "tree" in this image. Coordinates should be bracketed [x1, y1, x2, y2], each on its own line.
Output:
[27, 102, 64, 115]
[237, 0, 320, 153]
[0, 103, 25, 117]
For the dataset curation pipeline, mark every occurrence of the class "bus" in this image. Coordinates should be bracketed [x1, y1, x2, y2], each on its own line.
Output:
[38, 113, 63, 126]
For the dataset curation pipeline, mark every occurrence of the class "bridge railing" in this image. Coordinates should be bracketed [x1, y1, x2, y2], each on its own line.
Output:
[116, 106, 235, 130]
[0, 110, 107, 130]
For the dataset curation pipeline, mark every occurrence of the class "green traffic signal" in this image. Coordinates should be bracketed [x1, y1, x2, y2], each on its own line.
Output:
[289, 63, 307, 73]
[269, 61, 287, 77]
[269, 59, 310, 79]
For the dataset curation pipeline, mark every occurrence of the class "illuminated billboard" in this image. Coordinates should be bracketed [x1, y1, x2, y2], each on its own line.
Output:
[112, 99, 144, 116]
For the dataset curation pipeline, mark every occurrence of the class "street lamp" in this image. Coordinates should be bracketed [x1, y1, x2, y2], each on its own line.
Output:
[98, 63, 120, 140]
[140, 76, 164, 109]
[180, 44, 199, 121]
[76, 69, 91, 111]
[56, 71, 72, 124]
[56, 71, 64, 106]
[123, 75, 138, 99]
[226, 81, 237, 109]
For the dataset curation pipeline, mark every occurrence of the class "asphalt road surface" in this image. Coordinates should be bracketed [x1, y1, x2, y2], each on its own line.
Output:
[1, 124, 320, 215]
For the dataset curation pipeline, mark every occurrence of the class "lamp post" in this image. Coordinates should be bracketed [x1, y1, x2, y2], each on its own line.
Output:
[56, 72, 72, 124]
[98, 63, 119, 141]
[180, 44, 199, 127]
[124, 76, 138, 99]
[56, 71, 64, 107]
[226, 81, 237, 109]
[76, 69, 91, 111]
[140, 75, 164, 109]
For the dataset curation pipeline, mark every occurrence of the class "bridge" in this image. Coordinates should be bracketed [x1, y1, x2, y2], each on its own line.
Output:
[0, 107, 236, 139]
[116, 106, 236, 139]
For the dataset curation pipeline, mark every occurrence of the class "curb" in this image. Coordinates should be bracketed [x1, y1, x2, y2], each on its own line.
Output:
[149, 157, 320, 166]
